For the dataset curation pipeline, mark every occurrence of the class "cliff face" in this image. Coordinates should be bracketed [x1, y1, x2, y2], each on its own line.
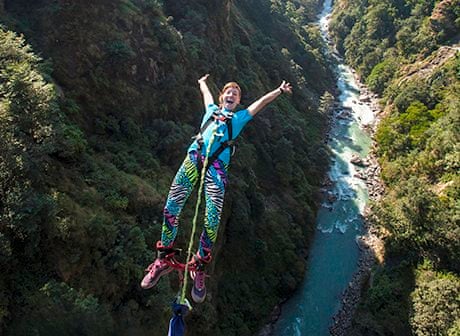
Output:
[5, 0, 192, 125]
[0, 1, 334, 335]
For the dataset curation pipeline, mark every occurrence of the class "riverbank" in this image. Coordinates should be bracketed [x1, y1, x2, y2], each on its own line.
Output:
[329, 76, 385, 336]
[257, 76, 384, 336]
[257, 0, 386, 333]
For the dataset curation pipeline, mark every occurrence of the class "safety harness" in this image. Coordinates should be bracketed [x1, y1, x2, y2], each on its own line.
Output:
[155, 241, 211, 278]
[156, 109, 236, 309]
[160, 109, 238, 333]
[193, 108, 235, 171]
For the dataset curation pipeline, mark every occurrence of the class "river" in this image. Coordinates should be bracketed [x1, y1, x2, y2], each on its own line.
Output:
[271, 0, 376, 334]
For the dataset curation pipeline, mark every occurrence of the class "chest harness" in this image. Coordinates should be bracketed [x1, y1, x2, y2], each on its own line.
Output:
[193, 108, 235, 170]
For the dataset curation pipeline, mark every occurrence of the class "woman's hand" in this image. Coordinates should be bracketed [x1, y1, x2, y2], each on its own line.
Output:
[198, 74, 210, 84]
[198, 74, 213, 106]
[278, 80, 292, 94]
[248, 80, 292, 116]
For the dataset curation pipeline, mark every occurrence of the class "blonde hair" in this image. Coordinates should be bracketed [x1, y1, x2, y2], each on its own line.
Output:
[218, 82, 242, 106]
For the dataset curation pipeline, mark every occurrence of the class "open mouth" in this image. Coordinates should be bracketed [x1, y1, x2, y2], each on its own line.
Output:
[225, 98, 234, 104]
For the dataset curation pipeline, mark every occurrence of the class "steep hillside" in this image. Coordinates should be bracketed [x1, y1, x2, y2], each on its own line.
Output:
[330, 0, 459, 335]
[0, 1, 335, 335]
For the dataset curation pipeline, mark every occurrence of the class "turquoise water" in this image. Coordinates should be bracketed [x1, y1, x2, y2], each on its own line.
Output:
[272, 0, 375, 334]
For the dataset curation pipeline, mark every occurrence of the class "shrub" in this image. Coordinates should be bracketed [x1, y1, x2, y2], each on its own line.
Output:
[411, 262, 460, 336]
[366, 57, 398, 94]
[8, 281, 115, 336]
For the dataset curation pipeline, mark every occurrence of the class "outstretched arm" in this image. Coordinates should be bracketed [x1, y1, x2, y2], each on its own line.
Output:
[247, 80, 292, 116]
[198, 74, 214, 107]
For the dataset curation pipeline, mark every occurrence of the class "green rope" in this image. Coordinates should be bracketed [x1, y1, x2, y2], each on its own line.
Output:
[180, 126, 218, 304]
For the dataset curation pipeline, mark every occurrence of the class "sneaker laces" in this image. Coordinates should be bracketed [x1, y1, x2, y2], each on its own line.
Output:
[190, 270, 209, 290]
[145, 258, 167, 273]
[145, 263, 155, 272]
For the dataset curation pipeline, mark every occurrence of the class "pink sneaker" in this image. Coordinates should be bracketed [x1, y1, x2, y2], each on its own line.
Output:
[141, 258, 173, 289]
[190, 268, 207, 303]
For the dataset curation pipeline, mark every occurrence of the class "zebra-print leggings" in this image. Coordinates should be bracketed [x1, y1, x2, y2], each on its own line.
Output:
[161, 150, 228, 259]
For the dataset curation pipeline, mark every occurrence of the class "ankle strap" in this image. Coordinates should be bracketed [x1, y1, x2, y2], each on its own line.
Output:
[189, 253, 212, 268]
[156, 241, 182, 259]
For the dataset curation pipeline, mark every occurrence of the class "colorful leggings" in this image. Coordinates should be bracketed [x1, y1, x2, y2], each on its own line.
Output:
[161, 151, 228, 259]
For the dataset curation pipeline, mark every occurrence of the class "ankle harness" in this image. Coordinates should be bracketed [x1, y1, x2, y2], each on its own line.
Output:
[156, 241, 210, 273]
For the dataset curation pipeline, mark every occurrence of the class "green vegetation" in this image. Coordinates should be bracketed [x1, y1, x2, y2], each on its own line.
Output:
[0, 1, 335, 335]
[411, 261, 460, 336]
[330, 0, 459, 335]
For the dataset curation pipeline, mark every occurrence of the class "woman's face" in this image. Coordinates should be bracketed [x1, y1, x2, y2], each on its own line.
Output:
[222, 87, 240, 111]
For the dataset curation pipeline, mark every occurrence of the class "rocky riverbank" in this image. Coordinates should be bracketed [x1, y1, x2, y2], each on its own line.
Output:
[257, 80, 386, 336]
[257, 305, 282, 336]
[257, 1, 386, 333]
[329, 78, 385, 336]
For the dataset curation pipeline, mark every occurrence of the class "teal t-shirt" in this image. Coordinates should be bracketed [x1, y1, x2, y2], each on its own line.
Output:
[188, 104, 252, 164]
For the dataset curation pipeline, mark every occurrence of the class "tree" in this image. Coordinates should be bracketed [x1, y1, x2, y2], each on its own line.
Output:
[8, 281, 115, 336]
[366, 57, 398, 95]
[411, 263, 460, 336]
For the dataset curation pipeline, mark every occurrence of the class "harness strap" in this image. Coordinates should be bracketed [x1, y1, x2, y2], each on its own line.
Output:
[206, 139, 234, 169]
[156, 240, 182, 258]
[195, 110, 235, 172]
[155, 241, 205, 273]
[201, 111, 220, 132]
[193, 110, 222, 148]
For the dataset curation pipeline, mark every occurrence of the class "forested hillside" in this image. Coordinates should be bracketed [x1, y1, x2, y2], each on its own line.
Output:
[0, 1, 335, 335]
[330, 0, 459, 335]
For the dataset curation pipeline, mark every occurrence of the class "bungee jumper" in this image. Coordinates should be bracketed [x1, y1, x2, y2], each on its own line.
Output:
[141, 74, 292, 331]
